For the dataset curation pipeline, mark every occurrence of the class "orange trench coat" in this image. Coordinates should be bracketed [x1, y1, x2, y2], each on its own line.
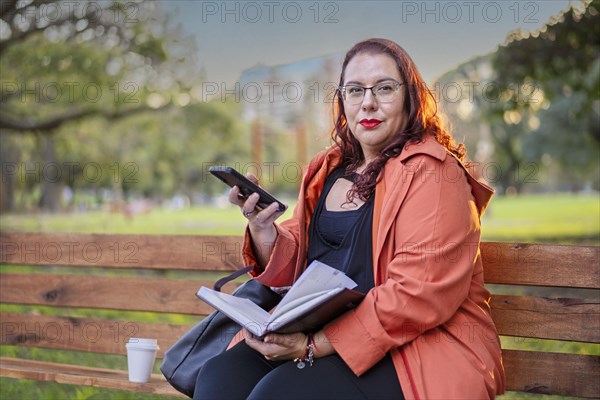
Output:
[239, 136, 506, 399]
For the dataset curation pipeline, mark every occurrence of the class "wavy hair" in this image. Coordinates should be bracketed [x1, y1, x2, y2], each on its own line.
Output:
[332, 38, 466, 202]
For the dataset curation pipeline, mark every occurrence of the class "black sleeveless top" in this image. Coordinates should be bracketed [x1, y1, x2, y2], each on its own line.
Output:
[306, 167, 375, 294]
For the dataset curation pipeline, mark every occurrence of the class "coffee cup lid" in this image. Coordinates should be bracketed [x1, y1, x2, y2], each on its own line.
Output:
[128, 338, 157, 346]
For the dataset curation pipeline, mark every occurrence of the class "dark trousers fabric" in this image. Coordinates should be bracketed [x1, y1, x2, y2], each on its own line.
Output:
[193, 341, 404, 400]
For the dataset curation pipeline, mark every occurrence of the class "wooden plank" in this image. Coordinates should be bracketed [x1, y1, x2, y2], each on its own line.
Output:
[503, 349, 600, 398]
[3, 234, 599, 289]
[482, 242, 600, 289]
[2, 350, 599, 398]
[0, 273, 232, 315]
[491, 295, 600, 343]
[0, 313, 195, 357]
[0, 357, 187, 397]
[0, 232, 242, 271]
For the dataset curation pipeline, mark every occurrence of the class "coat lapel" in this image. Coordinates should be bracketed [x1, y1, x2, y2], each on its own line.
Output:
[372, 158, 416, 284]
[372, 137, 448, 284]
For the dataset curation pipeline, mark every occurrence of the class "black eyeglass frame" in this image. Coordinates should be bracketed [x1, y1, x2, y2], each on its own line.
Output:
[338, 80, 405, 103]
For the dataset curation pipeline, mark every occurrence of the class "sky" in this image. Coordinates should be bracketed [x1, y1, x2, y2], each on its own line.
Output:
[167, 0, 574, 86]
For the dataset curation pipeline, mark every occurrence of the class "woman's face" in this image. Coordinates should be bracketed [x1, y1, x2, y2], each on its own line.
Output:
[342, 52, 407, 163]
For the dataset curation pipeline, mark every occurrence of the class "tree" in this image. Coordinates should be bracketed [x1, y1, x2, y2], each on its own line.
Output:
[492, 0, 599, 190]
[494, 0, 599, 144]
[0, 0, 198, 211]
[436, 0, 599, 193]
[434, 55, 536, 193]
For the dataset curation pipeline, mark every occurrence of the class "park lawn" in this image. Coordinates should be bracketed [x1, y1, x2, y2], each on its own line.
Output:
[1, 193, 598, 243]
[481, 193, 599, 244]
[0, 203, 253, 235]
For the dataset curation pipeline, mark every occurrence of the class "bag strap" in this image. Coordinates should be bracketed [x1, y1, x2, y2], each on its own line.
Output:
[213, 266, 254, 292]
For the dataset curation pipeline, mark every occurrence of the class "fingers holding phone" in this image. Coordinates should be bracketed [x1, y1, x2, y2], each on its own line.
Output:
[228, 183, 246, 208]
[227, 172, 258, 208]
[240, 192, 283, 227]
[225, 178, 282, 227]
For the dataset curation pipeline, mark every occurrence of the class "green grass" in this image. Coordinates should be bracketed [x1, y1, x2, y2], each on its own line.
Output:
[2, 193, 598, 243]
[0, 205, 251, 235]
[481, 193, 599, 244]
[0, 377, 182, 400]
[1, 193, 598, 399]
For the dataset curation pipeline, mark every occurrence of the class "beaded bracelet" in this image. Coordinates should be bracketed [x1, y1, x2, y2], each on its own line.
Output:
[294, 334, 315, 369]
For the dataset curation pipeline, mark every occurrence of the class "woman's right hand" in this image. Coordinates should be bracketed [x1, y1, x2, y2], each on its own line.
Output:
[229, 173, 282, 268]
[230, 174, 284, 248]
[228, 173, 283, 231]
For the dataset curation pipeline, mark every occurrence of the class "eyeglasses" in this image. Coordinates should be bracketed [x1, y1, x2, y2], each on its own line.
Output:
[339, 80, 404, 105]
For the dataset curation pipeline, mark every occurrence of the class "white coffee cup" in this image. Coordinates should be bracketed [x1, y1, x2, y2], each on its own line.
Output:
[125, 338, 159, 383]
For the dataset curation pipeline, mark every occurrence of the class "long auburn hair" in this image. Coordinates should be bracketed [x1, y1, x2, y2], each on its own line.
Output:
[332, 38, 466, 202]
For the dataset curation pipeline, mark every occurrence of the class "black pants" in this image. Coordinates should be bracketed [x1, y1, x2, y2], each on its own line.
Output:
[193, 341, 404, 400]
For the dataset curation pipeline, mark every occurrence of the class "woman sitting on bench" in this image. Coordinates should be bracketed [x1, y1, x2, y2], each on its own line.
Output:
[194, 38, 506, 400]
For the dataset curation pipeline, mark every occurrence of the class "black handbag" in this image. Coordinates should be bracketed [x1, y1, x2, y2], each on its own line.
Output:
[160, 267, 282, 398]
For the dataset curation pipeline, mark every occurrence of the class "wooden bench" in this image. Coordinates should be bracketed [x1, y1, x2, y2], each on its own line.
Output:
[1, 232, 599, 398]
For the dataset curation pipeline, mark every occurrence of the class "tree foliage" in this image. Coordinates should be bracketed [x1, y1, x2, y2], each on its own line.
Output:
[494, 0, 600, 142]
[437, 0, 599, 194]
[0, 0, 197, 132]
[0, 0, 207, 211]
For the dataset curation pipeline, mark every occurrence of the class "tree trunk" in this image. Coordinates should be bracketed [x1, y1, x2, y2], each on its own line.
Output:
[488, 124, 524, 194]
[39, 133, 62, 212]
[0, 133, 17, 212]
[501, 160, 523, 195]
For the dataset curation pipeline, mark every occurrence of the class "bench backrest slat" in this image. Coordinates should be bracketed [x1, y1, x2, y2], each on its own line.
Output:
[481, 242, 600, 288]
[0, 273, 223, 315]
[490, 295, 600, 343]
[3, 234, 599, 288]
[503, 349, 600, 397]
[2, 234, 599, 288]
[4, 272, 598, 344]
[0, 312, 188, 358]
[0, 233, 241, 271]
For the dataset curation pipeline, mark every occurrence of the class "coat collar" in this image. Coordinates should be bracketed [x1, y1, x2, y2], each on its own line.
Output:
[394, 136, 494, 217]
[304, 136, 493, 217]
[398, 135, 447, 163]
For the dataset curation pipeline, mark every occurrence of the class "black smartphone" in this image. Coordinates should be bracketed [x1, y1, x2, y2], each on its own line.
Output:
[209, 166, 288, 212]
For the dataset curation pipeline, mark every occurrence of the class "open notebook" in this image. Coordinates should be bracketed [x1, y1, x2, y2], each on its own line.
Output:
[197, 260, 365, 338]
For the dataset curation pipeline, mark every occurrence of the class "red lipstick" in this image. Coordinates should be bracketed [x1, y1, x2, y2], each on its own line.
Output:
[359, 119, 382, 129]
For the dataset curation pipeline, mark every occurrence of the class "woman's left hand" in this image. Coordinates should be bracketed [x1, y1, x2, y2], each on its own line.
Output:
[244, 330, 307, 362]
